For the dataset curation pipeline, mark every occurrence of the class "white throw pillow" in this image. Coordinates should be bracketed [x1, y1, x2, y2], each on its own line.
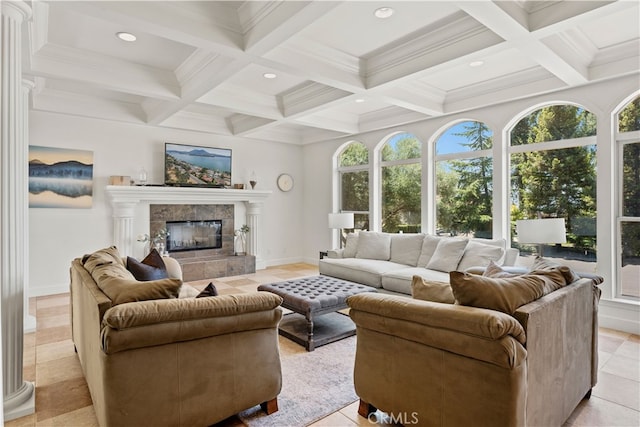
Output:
[426, 238, 468, 272]
[416, 235, 442, 267]
[342, 233, 359, 258]
[457, 241, 505, 271]
[390, 234, 425, 266]
[355, 231, 391, 261]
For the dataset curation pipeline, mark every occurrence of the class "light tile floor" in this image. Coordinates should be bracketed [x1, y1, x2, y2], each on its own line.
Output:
[6, 263, 640, 427]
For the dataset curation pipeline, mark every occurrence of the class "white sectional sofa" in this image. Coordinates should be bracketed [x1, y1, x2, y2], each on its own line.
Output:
[319, 231, 519, 295]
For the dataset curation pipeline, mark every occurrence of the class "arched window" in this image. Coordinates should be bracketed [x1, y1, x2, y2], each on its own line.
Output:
[617, 96, 640, 300]
[380, 133, 421, 233]
[435, 121, 493, 237]
[338, 141, 369, 231]
[509, 105, 597, 270]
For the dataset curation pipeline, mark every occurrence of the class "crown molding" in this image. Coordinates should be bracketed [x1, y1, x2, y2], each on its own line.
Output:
[365, 13, 502, 88]
[280, 82, 351, 117]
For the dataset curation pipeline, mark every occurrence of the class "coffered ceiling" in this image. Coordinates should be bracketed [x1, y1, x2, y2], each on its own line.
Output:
[23, 1, 640, 144]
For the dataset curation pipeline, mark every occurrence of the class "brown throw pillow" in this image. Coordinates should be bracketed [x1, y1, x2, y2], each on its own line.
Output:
[127, 249, 168, 281]
[449, 270, 567, 314]
[411, 275, 455, 304]
[83, 246, 124, 275]
[196, 282, 219, 298]
[531, 256, 581, 284]
[96, 276, 182, 306]
[483, 260, 520, 278]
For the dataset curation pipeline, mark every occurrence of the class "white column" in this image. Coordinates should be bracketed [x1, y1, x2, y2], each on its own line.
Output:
[245, 202, 264, 269]
[1, 0, 35, 421]
[22, 80, 36, 333]
[112, 203, 136, 257]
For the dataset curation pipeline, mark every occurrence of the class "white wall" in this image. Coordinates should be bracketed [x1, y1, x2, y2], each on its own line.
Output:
[29, 111, 304, 296]
[301, 74, 640, 334]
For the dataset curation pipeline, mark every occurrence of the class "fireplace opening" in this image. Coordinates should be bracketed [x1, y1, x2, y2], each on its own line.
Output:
[165, 219, 222, 252]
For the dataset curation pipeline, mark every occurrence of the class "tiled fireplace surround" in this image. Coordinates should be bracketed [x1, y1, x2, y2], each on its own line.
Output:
[150, 204, 255, 281]
[105, 185, 271, 280]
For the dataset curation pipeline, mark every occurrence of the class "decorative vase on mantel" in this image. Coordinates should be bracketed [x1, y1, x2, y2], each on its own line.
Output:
[249, 171, 257, 190]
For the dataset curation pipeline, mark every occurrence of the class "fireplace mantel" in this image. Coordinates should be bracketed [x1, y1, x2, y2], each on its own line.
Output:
[105, 185, 272, 268]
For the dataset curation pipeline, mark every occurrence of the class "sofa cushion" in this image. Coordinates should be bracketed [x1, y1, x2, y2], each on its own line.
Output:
[319, 258, 405, 288]
[126, 249, 168, 281]
[390, 234, 425, 266]
[380, 267, 450, 294]
[426, 238, 468, 272]
[356, 231, 391, 261]
[411, 275, 455, 304]
[96, 276, 182, 306]
[449, 270, 567, 314]
[416, 235, 441, 267]
[343, 232, 359, 258]
[457, 241, 505, 271]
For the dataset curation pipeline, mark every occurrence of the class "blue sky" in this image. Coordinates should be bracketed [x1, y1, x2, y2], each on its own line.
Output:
[385, 122, 493, 155]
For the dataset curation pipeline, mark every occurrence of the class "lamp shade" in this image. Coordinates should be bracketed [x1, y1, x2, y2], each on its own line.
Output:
[328, 213, 354, 229]
[516, 218, 567, 244]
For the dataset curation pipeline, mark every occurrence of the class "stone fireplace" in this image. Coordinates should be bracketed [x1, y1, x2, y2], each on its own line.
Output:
[165, 220, 222, 252]
[149, 203, 254, 280]
[105, 186, 271, 280]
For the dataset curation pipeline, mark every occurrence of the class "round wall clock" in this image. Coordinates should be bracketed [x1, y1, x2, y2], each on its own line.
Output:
[277, 173, 294, 192]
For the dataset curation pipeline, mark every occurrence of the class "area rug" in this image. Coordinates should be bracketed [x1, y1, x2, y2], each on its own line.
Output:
[239, 335, 358, 426]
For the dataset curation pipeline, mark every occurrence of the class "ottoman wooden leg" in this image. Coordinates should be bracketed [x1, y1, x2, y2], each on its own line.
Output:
[306, 314, 315, 351]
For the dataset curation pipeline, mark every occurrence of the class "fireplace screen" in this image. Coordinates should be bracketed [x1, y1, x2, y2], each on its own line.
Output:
[165, 220, 222, 252]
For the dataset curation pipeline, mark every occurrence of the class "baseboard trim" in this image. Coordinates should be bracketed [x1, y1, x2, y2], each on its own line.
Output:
[598, 299, 640, 335]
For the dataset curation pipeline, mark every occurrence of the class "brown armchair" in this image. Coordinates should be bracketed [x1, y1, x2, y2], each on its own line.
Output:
[347, 275, 601, 427]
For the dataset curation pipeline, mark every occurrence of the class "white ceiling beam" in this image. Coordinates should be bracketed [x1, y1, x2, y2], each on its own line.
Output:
[145, 55, 250, 125]
[293, 114, 359, 135]
[160, 112, 232, 136]
[457, 1, 588, 85]
[197, 84, 282, 120]
[364, 14, 503, 90]
[32, 89, 146, 124]
[28, 44, 181, 100]
[243, 1, 341, 55]
[228, 115, 276, 136]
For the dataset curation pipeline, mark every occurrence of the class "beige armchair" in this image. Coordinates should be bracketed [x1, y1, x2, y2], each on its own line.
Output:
[70, 248, 284, 427]
[347, 275, 600, 427]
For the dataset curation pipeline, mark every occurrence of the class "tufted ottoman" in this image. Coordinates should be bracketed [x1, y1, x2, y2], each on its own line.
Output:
[258, 276, 376, 351]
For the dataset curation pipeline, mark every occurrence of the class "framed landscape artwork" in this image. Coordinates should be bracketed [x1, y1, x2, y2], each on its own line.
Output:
[164, 143, 231, 188]
[28, 145, 94, 208]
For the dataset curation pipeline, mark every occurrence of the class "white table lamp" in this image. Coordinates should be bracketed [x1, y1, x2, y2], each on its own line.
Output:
[516, 218, 566, 257]
[328, 213, 354, 248]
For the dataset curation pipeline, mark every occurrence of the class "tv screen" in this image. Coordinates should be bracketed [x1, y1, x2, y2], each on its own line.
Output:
[164, 143, 231, 187]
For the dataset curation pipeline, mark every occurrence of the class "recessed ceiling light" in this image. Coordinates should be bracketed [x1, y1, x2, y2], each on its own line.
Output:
[355, 98, 365, 103]
[116, 32, 137, 42]
[374, 7, 394, 19]
[263, 73, 277, 79]
[469, 60, 484, 67]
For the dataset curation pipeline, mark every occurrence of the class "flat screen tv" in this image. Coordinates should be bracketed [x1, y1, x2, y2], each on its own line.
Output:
[164, 143, 231, 187]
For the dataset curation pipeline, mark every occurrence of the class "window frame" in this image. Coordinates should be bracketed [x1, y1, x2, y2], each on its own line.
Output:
[336, 142, 370, 233]
[615, 129, 640, 301]
[378, 133, 422, 233]
[434, 120, 494, 237]
[507, 105, 598, 266]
